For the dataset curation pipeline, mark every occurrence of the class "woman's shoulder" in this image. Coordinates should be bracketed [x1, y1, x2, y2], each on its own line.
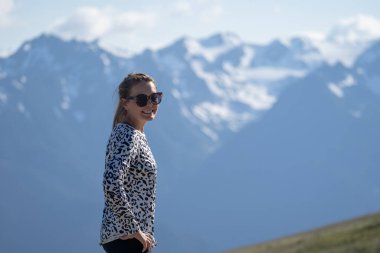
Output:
[114, 122, 129, 132]
[112, 123, 144, 140]
[109, 123, 134, 141]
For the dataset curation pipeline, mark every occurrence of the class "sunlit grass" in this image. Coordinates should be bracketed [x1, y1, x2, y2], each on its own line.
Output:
[226, 212, 380, 253]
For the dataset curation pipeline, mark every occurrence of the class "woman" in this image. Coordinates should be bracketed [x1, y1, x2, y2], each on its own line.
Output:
[100, 73, 163, 253]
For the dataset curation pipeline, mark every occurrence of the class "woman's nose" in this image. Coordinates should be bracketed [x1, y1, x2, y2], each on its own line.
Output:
[146, 99, 153, 107]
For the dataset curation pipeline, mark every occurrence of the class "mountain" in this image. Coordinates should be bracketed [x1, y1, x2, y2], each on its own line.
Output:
[301, 14, 380, 67]
[0, 34, 128, 253]
[0, 34, 206, 253]
[0, 32, 379, 253]
[354, 40, 380, 98]
[173, 46, 380, 252]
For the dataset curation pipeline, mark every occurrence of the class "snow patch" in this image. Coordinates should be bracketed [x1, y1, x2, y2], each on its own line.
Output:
[180, 106, 197, 124]
[234, 85, 276, 110]
[61, 96, 70, 110]
[201, 126, 219, 141]
[0, 91, 7, 104]
[100, 53, 111, 66]
[192, 102, 255, 132]
[184, 37, 239, 62]
[224, 64, 306, 82]
[171, 89, 181, 99]
[17, 102, 31, 118]
[17, 102, 25, 113]
[301, 15, 380, 66]
[193, 102, 233, 124]
[296, 51, 324, 66]
[312, 40, 368, 67]
[60, 79, 71, 110]
[327, 75, 357, 98]
[240, 46, 255, 67]
[341, 75, 356, 87]
[328, 83, 343, 98]
[191, 61, 224, 96]
[327, 14, 380, 45]
[20, 75, 27, 83]
[23, 43, 31, 52]
[242, 67, 305, 82]
[12, 79, 23, 90]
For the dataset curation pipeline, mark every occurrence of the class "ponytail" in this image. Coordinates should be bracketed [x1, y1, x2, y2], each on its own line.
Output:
[112, 101, 127, 128]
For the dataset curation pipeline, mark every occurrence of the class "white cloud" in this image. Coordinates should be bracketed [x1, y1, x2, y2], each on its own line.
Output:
[174, 1, 193, 16]
[48, 6, 157, 42]
[0, 0, 13, 14]
[299, 31, 326, 41]
[113, 10, 156, 28]
[172, 0, 223, 22]
[0, 0, 14, 27]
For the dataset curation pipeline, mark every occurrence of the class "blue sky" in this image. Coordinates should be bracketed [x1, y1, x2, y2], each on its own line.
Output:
[1, 0, 380, 56]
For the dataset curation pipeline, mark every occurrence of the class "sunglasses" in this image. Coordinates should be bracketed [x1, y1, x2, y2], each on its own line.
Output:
[126, 92, 163, 107]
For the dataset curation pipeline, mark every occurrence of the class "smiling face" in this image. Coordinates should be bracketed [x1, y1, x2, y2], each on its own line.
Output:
[122, 81, 159, 131]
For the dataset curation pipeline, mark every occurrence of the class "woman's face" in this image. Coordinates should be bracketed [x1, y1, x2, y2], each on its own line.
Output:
[122, 81, 160, 127]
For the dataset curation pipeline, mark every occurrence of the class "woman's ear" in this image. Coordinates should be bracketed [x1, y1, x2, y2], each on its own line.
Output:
[121, 98, 128, 111]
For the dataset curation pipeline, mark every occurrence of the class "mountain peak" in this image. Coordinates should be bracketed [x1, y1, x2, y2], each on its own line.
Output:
[27, 33, 101, 51]
[355, 39, 380, 67]
[160, 32, 242, 63]
[199, 32, 242, 48]
[327, 14, 380, 45]
[287, 37, 320, 54]
[1, 33, 119, 79]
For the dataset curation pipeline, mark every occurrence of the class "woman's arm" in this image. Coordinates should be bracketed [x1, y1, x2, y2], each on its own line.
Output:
[103, 127, 140, 235]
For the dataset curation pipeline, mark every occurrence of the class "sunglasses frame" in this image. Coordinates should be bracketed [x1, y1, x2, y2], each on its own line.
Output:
[126, 92, 163, 107]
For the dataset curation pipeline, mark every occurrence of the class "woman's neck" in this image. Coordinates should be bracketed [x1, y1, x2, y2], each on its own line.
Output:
[124, 117, 145, 133]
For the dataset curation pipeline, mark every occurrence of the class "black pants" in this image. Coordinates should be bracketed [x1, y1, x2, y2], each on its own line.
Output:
[102, 238, 150, 253]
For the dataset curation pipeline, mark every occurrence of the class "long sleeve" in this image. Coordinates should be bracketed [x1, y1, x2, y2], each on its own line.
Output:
[100, 123, 157, 245]
[102, 125, 140, 235]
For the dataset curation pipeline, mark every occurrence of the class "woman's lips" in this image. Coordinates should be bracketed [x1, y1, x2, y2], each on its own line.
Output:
[142, 110, 155, 114]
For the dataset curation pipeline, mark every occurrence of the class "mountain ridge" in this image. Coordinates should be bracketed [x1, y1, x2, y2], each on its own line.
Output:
[0, 32, 379, 253]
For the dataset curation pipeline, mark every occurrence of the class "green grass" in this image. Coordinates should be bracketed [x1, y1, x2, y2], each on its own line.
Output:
[225, 212, 380, 253]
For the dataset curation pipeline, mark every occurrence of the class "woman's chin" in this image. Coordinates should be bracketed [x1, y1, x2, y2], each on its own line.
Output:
[141, 113, 156, 121]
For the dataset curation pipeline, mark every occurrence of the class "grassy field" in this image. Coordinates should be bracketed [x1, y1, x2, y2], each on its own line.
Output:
[225, 212, 380, 253]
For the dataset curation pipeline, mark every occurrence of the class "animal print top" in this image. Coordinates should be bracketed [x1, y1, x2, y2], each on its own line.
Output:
[100, 123, 157, 246]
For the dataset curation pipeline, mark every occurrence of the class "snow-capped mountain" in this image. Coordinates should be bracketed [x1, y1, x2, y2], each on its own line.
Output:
[0, 32, 379, 253]
[301, 14, 380, 67]
[155, 32, 323, 143]
[0, 32, 325, 145]
[173, 57, 380, 252]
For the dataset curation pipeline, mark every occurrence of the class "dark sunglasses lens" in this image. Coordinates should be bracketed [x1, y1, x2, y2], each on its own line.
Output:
[151, 93, 162, 104]
[135, 94, 148, 107]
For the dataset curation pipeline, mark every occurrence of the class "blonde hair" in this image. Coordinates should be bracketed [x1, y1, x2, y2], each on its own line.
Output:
[112, 73, 155, 128]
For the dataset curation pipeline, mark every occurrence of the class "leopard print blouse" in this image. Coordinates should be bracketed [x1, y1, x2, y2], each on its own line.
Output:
[100, 123, 157, 245]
